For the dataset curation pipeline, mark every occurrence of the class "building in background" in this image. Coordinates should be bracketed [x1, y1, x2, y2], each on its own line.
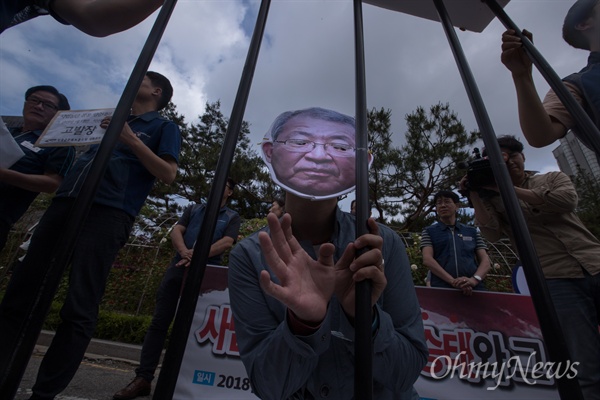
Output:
[553, 131, 600, 180]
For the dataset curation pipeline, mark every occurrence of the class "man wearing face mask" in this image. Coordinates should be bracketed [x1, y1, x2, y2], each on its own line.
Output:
[229, 107, 427, 400]
[462, 134, 600, 399]
[260, 107, 359, 200]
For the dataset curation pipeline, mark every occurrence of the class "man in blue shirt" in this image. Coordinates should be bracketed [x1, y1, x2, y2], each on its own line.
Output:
[421, 190, 490, 295]
[0, 71, 181, 400]
[501, 0, 600, 156]
[0, 85, 74, 252]
[114, 178, 241, 399]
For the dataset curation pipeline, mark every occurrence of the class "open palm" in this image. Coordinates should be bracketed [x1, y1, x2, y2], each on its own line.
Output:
[258, 213, 336, 324]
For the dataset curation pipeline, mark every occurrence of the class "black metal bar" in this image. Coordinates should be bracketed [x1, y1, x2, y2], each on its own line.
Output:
[484, 0, 600, 156]
[153, 0, 272, 397]
[433, 0, 583, 398]
[353, 1, 373, 399]
[0, 2, 178, 397]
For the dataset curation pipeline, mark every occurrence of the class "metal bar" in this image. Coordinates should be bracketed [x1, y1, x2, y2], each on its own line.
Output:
[353, 1, 373, 399]
[433, 0, 583, 398]
[153, 0, 272, 397]
[484, 0, 600, 156]
[0, 2, 178, 397]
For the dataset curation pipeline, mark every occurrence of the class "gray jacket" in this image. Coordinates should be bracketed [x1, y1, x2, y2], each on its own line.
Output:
[228, 208, 428, 399]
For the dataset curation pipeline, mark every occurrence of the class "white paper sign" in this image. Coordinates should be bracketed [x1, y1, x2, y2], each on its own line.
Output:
[0, 118, 25, 168]
[35, 108, 115, 147]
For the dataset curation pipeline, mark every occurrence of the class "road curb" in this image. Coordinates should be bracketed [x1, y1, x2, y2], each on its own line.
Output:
[37, 330, 149, 364]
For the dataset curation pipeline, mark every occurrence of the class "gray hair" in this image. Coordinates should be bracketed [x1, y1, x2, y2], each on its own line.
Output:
[266, 107, 355, 141]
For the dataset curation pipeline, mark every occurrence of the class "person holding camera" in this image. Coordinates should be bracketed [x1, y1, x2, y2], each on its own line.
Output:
[462, 135, 600, 399]
[421, 190, 490, 296]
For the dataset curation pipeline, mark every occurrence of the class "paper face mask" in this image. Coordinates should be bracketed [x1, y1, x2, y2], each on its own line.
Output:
[261, 107, 371, 200]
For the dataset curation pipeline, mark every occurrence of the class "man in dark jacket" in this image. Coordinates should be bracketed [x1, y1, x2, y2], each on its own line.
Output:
[0, 85, 74, 251]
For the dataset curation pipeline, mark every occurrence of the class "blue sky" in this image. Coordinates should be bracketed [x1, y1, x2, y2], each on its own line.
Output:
[0, 0, 587, 211]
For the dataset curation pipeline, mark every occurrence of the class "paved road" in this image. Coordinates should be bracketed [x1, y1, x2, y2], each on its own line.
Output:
[14, 346, 154, 400]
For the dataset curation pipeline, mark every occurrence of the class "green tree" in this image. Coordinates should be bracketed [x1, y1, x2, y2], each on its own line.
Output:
[367, 107, 403, 221]
[159, 100, 276, 219]
[573, 167, 600, 238]
[369, 102, 479, 231]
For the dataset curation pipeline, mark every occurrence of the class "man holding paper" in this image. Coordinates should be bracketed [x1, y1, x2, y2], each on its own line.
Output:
[0, 71, 181, 399]
[0, 85, 74, 252]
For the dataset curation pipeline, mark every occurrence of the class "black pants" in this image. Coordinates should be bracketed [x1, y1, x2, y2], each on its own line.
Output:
[135, 264, 185, 381]
[0, 198, 133, 398]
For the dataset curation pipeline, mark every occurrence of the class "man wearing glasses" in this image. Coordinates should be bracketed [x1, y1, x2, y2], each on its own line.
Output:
[0, 71, 181, 400]
[114, 178, 240, 399]
[0, 85, 74, 252]
[261, 107, 358, 200]
[421, 190, 490, 295]
[229, 107, 427, 399]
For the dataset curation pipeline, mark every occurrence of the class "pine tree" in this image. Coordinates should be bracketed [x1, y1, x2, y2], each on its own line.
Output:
[367, 102, 479, 231]
[573, 166, 600, 238]
[157, 101, 278, 218]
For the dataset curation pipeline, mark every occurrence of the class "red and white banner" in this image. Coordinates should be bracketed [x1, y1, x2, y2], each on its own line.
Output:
[174, 266, 561, 399]
[174, 265, 255, 399]
[415, 287, 561, 399]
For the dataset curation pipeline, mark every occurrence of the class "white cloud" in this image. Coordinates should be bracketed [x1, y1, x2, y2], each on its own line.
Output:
[0, 0, 587, 176]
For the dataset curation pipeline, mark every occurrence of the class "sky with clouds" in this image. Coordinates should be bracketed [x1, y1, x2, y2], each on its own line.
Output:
[0, 0, 587, 206]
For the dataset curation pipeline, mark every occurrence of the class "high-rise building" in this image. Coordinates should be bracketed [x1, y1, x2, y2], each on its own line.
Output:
[552, 131, 600, 180]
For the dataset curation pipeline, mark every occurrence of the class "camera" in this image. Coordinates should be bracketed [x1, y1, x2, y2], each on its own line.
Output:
[458, 148, 495, 190]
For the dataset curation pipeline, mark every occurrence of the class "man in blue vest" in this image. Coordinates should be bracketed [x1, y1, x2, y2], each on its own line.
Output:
[501, 0, 599, 156]
[421, 190, 490, 295]
[114, 178, 241, 399]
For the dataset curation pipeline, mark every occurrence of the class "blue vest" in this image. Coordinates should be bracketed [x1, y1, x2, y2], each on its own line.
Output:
[425, 222, 484, 290]
[563, 51, 600, 157]
[175, 203, 238, 265]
